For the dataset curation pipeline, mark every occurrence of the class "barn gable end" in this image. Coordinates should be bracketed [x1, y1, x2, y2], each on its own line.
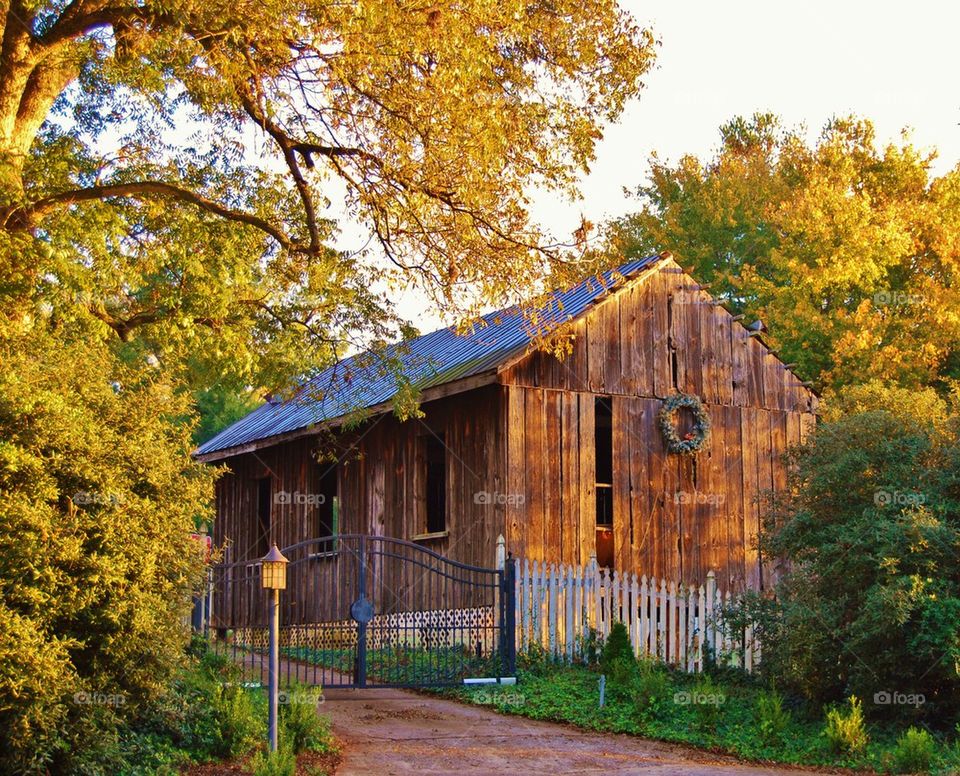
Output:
[498, 259, 817, 590]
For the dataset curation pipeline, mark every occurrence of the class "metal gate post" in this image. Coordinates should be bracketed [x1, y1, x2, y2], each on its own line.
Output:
[356, 535, 367, 688]
[268, 586, 280, 752]
[503, 556, 517, 676]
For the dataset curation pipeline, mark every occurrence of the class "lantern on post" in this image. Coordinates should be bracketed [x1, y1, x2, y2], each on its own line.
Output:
[261, 544, 288, 752]
[261, 544, 288, 590]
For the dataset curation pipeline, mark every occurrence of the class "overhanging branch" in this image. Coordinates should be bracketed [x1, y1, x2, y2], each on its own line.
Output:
[5, 180, 302, 251]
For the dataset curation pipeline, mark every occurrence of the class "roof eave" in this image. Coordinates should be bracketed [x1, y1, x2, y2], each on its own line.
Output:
[192, 368, 501, 463]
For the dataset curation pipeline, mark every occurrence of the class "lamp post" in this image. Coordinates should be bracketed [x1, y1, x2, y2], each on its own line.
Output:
[261, 544, 288, 752]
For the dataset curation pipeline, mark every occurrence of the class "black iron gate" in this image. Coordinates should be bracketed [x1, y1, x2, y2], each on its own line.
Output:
[206, 534, 516, 688]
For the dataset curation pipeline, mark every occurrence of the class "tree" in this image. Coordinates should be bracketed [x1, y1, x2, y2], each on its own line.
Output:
[0, 325, 214, 773]
[753, 383, 960, 724]
[607, 114, 960, 393]
[0, 0, 657, 397]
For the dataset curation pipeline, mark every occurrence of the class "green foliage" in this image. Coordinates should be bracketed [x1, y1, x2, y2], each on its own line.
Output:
[605, 113, 960, 393]
[689, 675, 724, 732]
[0, 327, 215, 774]
[279, 687, 334, 755]
[756, 689, 791, 747]
[755, 395, 960, 723]
[212, 686, 265, 760]
[630, 659, 669, 718]
[889, 727, 936, 774]
[600, 622, 636, 689]
[459, 662, 960, 772]
[824, 697, 869, 756]
[249, 742, 297, 776]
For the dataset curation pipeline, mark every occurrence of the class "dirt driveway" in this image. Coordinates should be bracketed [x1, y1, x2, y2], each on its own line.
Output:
[322, 686, 829, 775]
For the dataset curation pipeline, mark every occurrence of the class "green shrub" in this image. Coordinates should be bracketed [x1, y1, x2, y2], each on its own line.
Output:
[688, 674, 725, 731]
[824, 696, 869, 755]
[600, 623, 636, 689]
[756, 689, 791, 746]
[280, 687, 334, 754]
[581, 627, 601, 666]
[758, 398, 960, 721]
[249, 743, 297, 776]
[889, 726, 936, 774]
[213, 685, 264, 759]
[0, 329, 216, 774]
[630, 659, 668, 718]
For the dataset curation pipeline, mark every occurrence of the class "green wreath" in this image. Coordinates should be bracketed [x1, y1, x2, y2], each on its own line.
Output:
[658, 393, 711, 455]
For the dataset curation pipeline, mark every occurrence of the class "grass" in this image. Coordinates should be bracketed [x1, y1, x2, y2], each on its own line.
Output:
[445, 656, 960, 775]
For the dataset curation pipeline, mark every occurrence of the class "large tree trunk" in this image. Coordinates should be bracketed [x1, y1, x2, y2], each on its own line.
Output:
[0, 3, 80, 208]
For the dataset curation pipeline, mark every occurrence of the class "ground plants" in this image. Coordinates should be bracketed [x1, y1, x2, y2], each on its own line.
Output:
[888, 727, 937, 774]
[755, 689, 791, 747]
[824, 697, 869, 755]
[456, 656, 960, 774]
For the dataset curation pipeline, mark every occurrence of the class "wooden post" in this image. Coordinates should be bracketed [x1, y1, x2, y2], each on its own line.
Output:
[496, 534, 506, 571]
[705, 570, 717, 661]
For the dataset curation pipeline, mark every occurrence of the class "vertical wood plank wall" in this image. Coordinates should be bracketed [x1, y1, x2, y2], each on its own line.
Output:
[213, 384, 506, 577]
[500, 261, 818, 591]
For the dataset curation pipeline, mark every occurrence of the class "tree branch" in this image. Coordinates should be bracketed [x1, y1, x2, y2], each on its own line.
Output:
[5, 180, 300, 251]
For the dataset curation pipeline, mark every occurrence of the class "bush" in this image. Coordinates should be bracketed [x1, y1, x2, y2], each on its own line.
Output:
[249, 743, 297, 776]
[600, 623, 636, 689]
[213, 685, 264, 759]
[688, 674, 725, 732]
[889, 726, 936, 774]
[279, 686, 333, 754]
[0, 329, 215, 773]
[630, 659, 668, 718]
[755, 689, 791, 747]
[824, 696, 869, 755]
[758, 393, 960, 723]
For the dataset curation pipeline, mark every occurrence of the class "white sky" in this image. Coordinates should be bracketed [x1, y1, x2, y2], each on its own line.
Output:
[394, 0, 960, 328]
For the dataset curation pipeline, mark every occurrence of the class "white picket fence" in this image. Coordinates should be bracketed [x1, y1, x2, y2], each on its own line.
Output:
[510, 553, 758, 673]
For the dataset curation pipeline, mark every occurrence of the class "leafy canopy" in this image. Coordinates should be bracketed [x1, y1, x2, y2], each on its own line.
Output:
[1, 0, 657, 400]
[606, 114, 960, 393]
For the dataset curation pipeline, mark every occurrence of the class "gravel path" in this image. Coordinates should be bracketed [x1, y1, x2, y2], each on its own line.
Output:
[322, 686, 831, 775]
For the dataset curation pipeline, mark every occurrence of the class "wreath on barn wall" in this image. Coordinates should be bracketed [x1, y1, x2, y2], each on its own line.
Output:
[658, 393, 711, 455]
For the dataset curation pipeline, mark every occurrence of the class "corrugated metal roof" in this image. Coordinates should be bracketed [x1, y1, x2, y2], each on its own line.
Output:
[195, 253, 664, 457]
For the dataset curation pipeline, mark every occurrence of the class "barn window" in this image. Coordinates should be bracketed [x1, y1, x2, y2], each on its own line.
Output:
[255, 476, 272, 560]
[595, 397, 615, 569]
[314, 465, 339, 555]
[424, 433, 447, 535]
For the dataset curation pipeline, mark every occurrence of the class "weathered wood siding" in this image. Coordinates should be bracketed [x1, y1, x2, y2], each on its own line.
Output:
[500, 261, 817, 590]
[212, 385, 506, 624]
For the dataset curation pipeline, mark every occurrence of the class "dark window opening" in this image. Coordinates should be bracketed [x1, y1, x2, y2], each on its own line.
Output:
[255, 477, 271, 560]
[425, 434, 447, 534]
[315, 465, 339, 554]
[595, 397, 614, 569]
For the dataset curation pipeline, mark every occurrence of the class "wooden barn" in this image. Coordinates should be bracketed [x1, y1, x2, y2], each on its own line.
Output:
[195, 252, 817, 596]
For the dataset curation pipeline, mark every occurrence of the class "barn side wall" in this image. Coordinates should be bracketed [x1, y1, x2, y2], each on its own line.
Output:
[212, 384, 506, 574]
[501, 261, 817, 591]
